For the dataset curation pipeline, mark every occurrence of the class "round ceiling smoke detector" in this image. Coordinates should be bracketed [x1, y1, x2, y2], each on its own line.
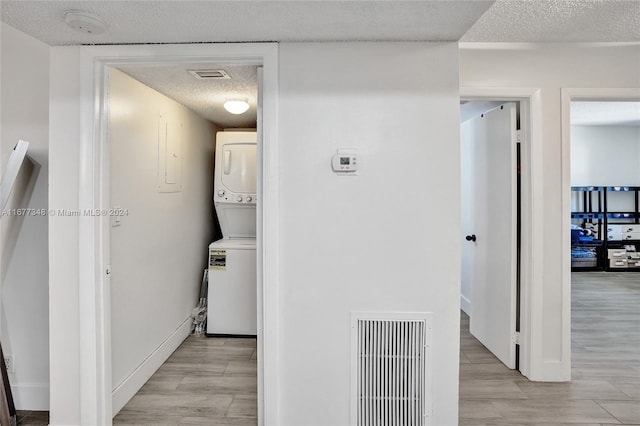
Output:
[64, 10, 107, 35]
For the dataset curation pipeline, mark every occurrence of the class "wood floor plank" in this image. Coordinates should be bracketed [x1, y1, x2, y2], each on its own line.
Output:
[460, 379, 528, 399]
[223, 360, 258, 376]
[515, 379, 632, 401]
[597, 400, 640, 424]
[226, 394, 258, 419]
[15, 410, 49, 425]
[178, 416, 257, 426]
[177, 375, 257, 394]
[489, 399, 620, 424]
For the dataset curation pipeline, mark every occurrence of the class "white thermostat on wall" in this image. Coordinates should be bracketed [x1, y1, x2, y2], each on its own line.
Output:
[331, 148, 358, 175]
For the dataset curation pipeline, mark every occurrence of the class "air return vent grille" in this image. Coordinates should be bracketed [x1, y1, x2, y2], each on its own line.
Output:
[351, 313, 431, 426]
[188, 69, 231, 80]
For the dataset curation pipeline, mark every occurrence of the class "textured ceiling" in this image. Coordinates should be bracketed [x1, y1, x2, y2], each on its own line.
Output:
[462, 0, 640, 42]
[117, 64, 258, 127]
[571, 102, 640, 126]
[2, 0, 638, 45]
[0, 1, 493, 45]
[0, 1, 495, 128]
[3, 0, 638, 128]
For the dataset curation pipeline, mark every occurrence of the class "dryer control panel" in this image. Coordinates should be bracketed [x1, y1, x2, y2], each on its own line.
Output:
[216, 189, 256, 204]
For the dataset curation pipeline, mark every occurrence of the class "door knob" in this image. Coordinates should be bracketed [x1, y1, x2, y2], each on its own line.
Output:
[465, 234, 476, 242]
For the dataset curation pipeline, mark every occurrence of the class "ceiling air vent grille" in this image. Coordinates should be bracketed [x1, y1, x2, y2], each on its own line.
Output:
[188, 69, 231, 80]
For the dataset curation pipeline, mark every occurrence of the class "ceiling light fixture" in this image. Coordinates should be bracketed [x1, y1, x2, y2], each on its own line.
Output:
[64, 10, 107, 34]
[224, 99, 250, 115]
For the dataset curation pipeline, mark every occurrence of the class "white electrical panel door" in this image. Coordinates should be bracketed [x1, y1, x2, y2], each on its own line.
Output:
[157, 114, 183, 193]
[467, 102, 518, 370]
[165, 120, 181, 184]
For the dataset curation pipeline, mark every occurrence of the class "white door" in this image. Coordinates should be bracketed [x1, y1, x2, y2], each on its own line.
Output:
[465, 102, 518, 369]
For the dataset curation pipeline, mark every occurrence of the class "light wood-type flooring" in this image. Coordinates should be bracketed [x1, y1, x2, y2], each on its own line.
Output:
[113, 336, 257, 426]
[15, 410, 49, 425]
[108, 271, 638, 425]
[460, 271, 640, 425]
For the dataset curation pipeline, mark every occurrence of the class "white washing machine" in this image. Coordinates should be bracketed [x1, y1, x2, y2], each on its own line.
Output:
[207, 239, 257, 336]
[207, 131, 257, 336]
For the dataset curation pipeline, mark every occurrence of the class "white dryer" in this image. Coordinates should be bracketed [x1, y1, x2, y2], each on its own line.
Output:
[213, 131, 257, 239]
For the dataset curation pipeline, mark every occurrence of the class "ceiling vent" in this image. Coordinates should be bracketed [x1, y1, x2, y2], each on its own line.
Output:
[188, 69, 231, 80]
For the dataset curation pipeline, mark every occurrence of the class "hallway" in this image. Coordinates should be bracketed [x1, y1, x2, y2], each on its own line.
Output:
[459, 271, 640, 425]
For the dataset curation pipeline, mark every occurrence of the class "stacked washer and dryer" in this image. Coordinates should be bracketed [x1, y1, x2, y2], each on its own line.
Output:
[207, 131, 257, 336]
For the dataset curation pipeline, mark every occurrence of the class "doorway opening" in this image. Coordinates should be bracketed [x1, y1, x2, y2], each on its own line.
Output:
[565, 97, 640, 390]
[63, 43, 279, 425]
[561, 88, 640, 383]
[460, 99, 523, 372]
[106, 61, 260, 422]
[568, 100, 640, 273]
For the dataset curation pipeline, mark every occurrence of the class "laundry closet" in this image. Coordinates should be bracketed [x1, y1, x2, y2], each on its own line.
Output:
[207, 130, 257, 335]
[106, 64, 258, 410]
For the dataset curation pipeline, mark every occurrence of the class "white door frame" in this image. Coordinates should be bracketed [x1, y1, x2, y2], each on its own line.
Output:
[72, 43, 279, 425]
[460, 87, 543, 379]
[560, 87, 640, 377]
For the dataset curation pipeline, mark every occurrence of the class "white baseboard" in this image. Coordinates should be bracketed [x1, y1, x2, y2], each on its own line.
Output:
[460, 294, 471, 316]
[112, 317, 192, 416]
[12, 383, 49, 411]
[533, 360, 568, 382]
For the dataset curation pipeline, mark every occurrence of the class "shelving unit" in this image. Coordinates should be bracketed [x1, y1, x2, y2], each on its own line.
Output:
[571, 186, 604, 270]
[603, 186, 640, 271]
[571, 186, 640, 271]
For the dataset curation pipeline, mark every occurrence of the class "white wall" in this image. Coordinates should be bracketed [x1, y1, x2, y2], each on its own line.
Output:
[571, 125, 640, 186]
[460, 42, 640, 380]
[0, 22, 50, 410]
[108, 68, 217, 411]
[278, 42, 461, 425]
[49, 45, 82, 424]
